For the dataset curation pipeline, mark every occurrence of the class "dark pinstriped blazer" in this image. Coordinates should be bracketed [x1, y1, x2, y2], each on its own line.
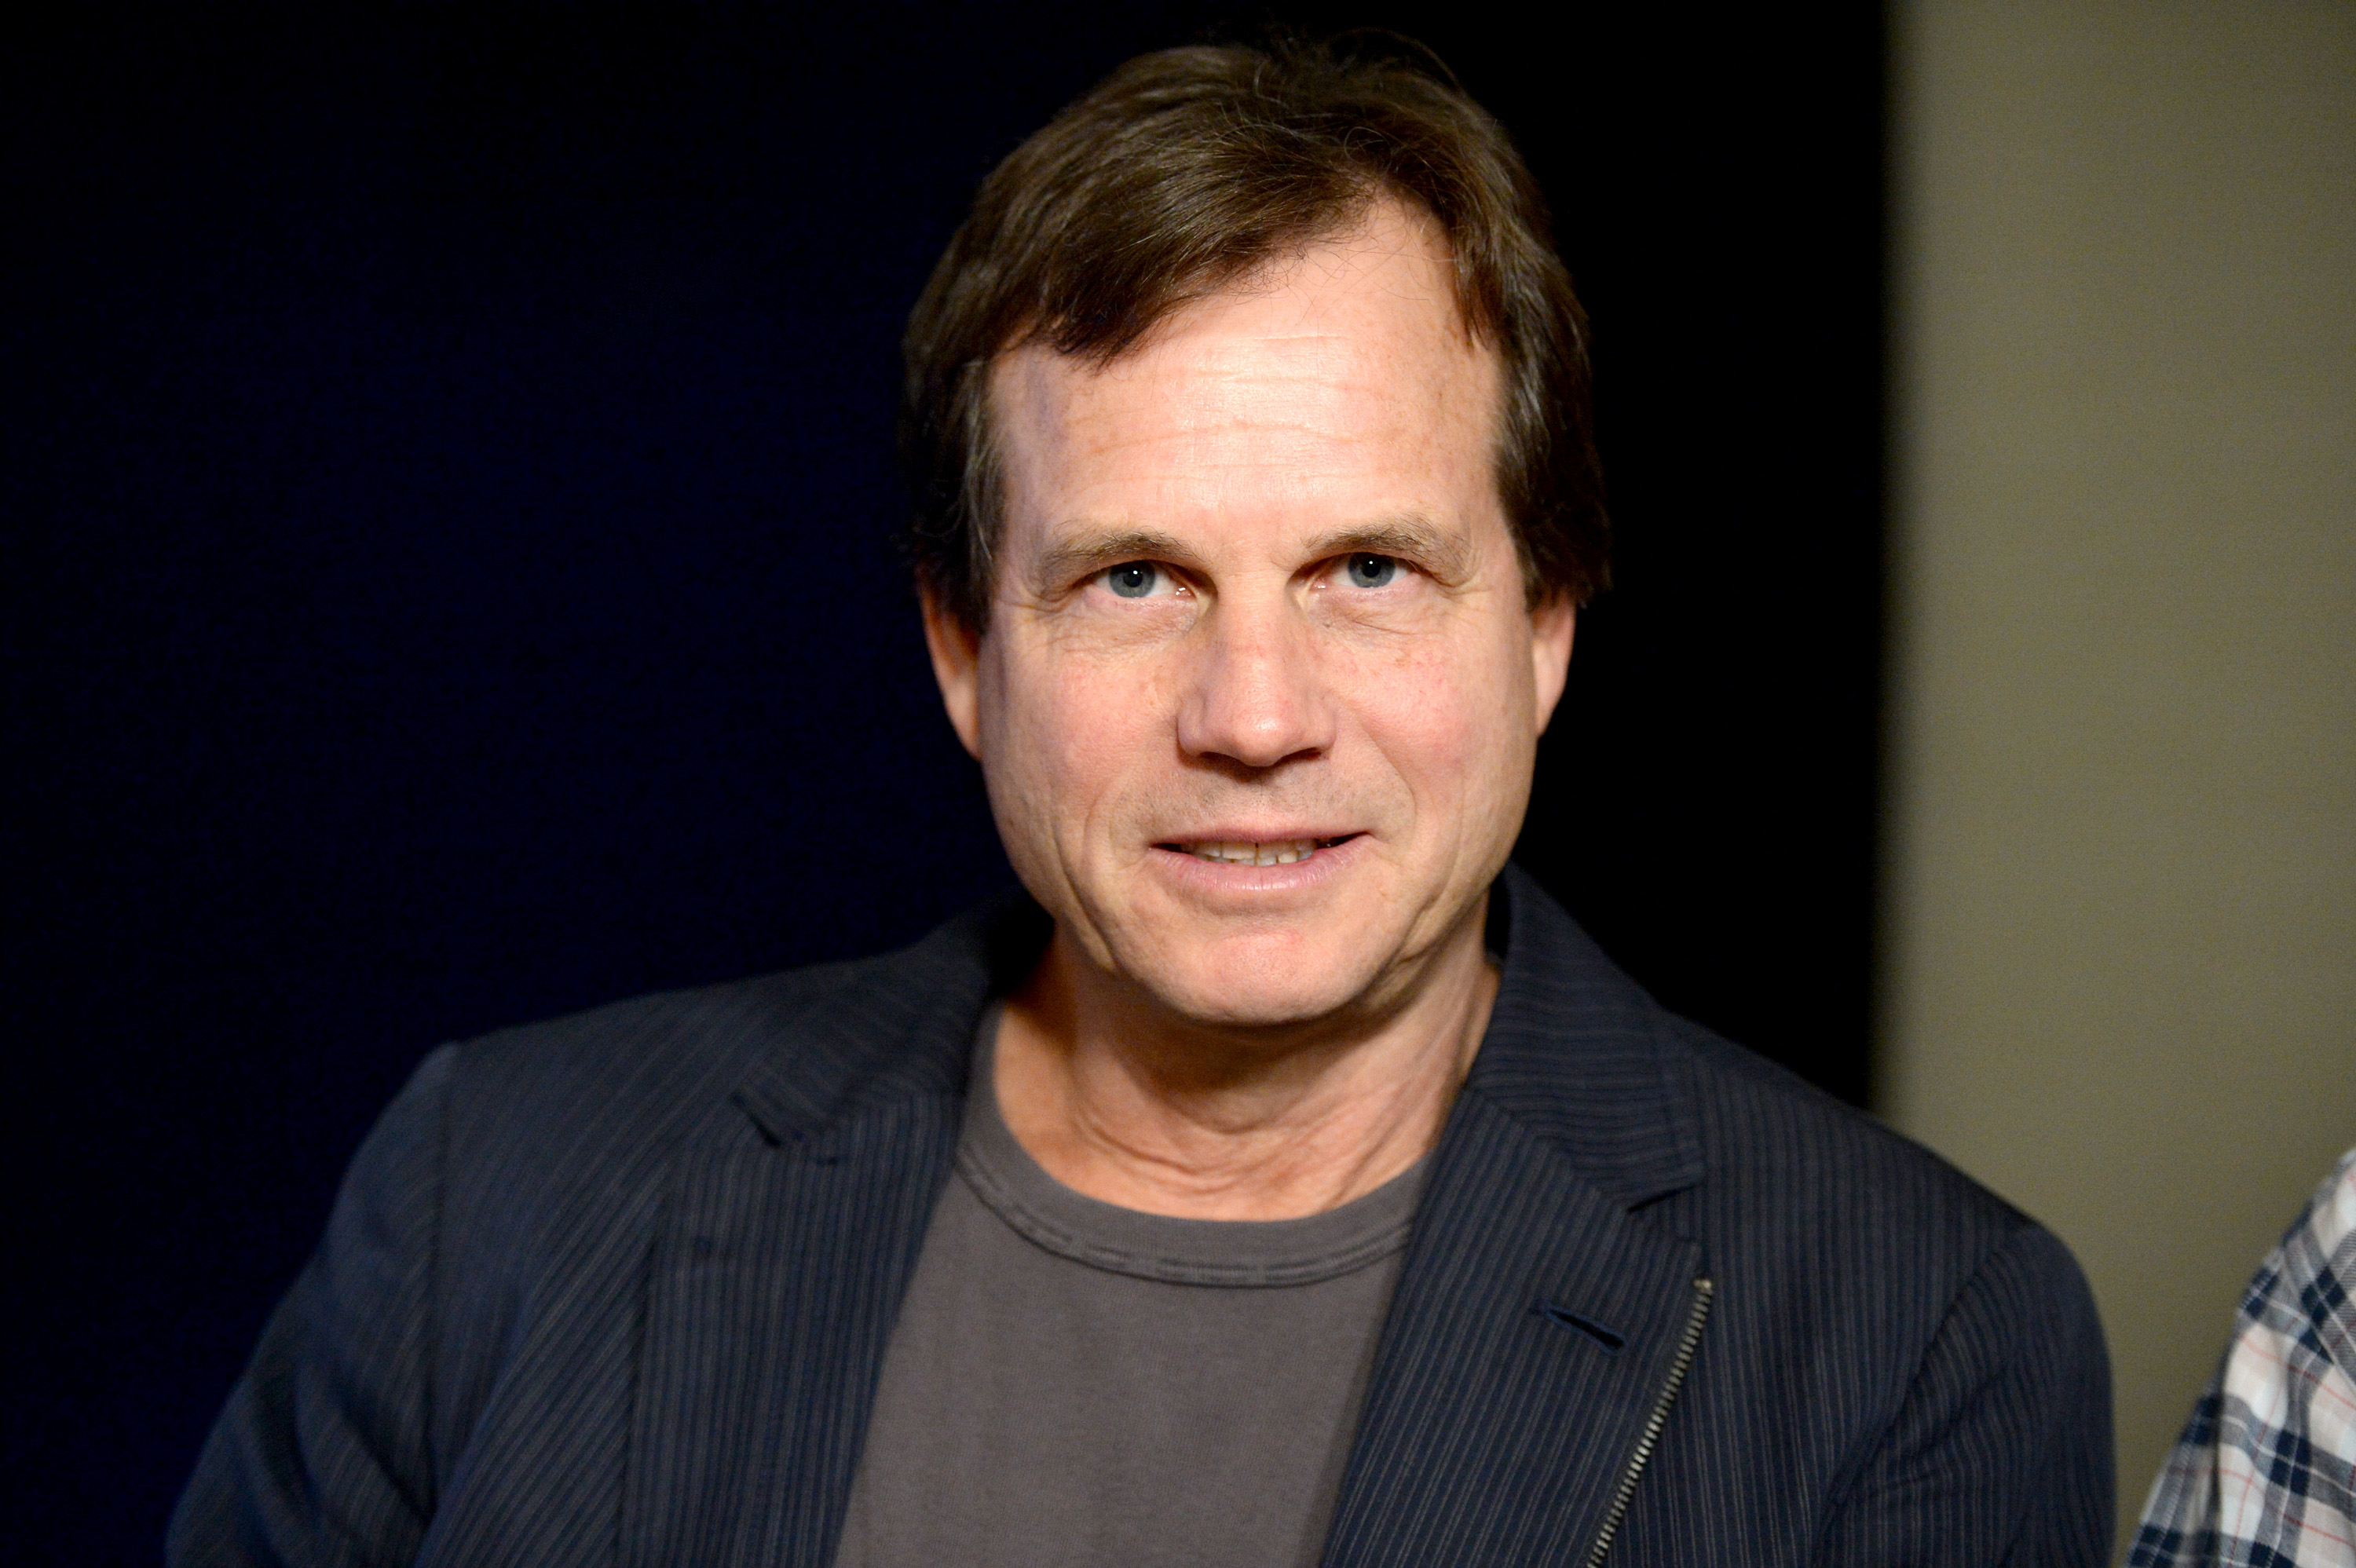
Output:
[173, 868, 2113, 1566]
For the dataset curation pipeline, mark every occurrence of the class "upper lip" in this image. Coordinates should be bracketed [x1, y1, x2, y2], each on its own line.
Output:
[1154, 828, 1359, 846]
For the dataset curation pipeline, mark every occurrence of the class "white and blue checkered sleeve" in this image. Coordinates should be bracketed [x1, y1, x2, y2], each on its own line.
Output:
[2131, 1146, 2356, 1568]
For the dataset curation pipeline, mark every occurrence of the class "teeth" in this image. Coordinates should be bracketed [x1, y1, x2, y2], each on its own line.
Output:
[1189, 839, 1321, 865]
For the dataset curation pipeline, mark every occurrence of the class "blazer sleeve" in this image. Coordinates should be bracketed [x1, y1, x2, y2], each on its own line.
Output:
[1814, 1223, 2116, 1567]
[169, 1046, 459, 1568]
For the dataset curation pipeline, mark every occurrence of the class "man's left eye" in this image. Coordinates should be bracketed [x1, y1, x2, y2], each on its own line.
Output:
[1341, 554, 1401, 589]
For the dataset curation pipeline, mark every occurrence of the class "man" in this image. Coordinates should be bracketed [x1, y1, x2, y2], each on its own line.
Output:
[174, 38, 2113, 1566]
[2131, 1147, 2356, 1567]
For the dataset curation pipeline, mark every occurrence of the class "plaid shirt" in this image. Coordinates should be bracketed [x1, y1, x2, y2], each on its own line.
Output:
[2131, 1146, 2356, 1567]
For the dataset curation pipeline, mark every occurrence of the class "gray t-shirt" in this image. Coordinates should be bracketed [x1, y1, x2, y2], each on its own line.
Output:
[831, 1014, 1426, 1568]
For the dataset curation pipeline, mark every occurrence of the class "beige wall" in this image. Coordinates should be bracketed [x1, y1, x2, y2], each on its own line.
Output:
[1884, 0, 2355, 1549]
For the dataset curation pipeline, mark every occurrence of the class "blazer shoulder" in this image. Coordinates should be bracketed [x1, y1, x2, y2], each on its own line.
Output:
[1478, 868, 2045, 1266]
[383, 891, 1029, 1252]
[1648, 1012, 2106, 1457]
[466, 953, 859, 1088]
[390, 949, 924, 1235]
[1661, 1012, 2046, 1261]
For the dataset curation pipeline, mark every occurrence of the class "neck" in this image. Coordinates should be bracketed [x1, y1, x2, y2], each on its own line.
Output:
[991, 912, 1498, 1220]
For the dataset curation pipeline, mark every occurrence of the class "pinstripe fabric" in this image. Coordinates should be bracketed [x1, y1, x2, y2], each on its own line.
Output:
[171, 869, 2112, 1566]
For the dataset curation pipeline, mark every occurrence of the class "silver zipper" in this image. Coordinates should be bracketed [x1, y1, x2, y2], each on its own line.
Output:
[1582, 1276, 1715, 1568]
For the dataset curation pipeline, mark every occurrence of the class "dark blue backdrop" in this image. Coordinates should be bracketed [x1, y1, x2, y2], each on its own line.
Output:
[3, 5, 1883, 1561]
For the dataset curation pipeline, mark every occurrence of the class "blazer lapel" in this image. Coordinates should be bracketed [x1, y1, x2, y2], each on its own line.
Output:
[1322, 1098, 1706, 1566]
[1323, 868, 1710, 1567]
[620, 1104, 959, 1568]
[620, 894, 1047, 1568]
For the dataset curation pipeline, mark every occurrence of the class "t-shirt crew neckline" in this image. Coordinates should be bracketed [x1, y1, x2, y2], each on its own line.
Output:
[957, 1007, 1429, 1289]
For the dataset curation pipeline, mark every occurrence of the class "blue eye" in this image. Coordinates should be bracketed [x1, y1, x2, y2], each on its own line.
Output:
[1345, 554, 1399, 588]
[1104, 561, 1160, 598]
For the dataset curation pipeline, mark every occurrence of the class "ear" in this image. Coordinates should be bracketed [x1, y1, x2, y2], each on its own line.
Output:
[920, 588, 985, 760]
[1529, 593, 1577, 736]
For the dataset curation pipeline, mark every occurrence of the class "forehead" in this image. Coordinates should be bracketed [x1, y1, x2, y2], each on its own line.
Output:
[990, 203, 1504, 546]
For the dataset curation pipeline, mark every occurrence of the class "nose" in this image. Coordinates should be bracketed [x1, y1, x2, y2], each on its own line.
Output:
[1174, 595, 1336, 770]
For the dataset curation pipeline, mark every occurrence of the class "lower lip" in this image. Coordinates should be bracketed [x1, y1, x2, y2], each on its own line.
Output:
[1147, 835, 1366, 897]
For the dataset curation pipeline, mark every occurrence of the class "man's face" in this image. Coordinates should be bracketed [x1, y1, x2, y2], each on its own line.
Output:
[926, 201, 1575, 1030]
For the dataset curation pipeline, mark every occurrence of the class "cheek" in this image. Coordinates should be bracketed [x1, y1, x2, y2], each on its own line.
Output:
[982, 640, 1165, 825]
[1355, 656, 1474, 786]
[1349, 628, 1535, 809]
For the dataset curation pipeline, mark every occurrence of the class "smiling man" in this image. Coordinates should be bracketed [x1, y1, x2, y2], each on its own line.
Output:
[175, 39, 2114, 1568]
[935, 194, 1558, 1225]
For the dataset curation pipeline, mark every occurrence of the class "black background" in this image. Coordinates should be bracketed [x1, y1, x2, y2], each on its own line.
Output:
[4, 5, 1882, 1559]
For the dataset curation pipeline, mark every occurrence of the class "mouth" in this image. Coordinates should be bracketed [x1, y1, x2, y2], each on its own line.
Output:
[1159, 834, 1359, 867]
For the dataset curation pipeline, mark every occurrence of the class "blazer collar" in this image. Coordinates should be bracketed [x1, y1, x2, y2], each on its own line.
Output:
[726, 888, 1046, 1147]
[728, 864, 1703, 1210]
[1323, 872, 1710, 1566]
[1463, 864, 1704, 1209]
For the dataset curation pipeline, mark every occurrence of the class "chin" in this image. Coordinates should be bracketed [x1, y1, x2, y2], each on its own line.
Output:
[1158, 983, 1356, 1031]
[1123, 930, 1385, 1031]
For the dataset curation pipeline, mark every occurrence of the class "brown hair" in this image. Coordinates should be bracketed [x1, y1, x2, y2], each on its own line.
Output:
[900, 35, 1608, 629]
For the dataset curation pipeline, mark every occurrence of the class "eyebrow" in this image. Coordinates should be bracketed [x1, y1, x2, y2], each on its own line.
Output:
[1028, 528, 1197, 594]
[1026, 512, 1478, 594]
[1302, 515, 1476, 585]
